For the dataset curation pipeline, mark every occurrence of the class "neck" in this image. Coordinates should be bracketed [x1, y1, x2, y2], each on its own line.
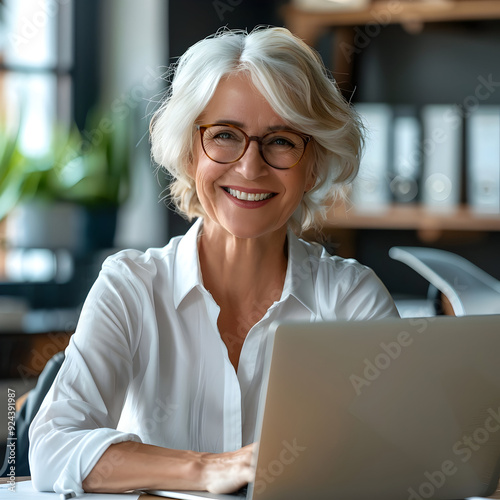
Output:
[198, 219, 288, 309]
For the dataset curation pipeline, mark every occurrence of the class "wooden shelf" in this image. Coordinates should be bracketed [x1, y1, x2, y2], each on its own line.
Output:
[325, 203, 500, 232]
[284, 0, 500, 43]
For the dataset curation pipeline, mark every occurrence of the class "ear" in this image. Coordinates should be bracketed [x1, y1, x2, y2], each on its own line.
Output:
[304, 166, 317, 193]
[186, 153, 196, 180]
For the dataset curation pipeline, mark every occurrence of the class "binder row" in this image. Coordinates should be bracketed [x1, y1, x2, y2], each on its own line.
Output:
[351, 103, 500, 214]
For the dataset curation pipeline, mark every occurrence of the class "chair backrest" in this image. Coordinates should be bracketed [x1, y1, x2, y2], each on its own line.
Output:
[389, 246, 500, 316]
[0, 351, 65, 477]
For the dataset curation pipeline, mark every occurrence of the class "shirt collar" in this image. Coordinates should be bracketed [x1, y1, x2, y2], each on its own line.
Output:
[173, 218, 204, 309]
[281, 227, 317, 315]
[173, 219, 316, 314]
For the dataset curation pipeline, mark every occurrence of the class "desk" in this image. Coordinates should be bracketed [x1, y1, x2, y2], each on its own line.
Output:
[2, 476, 500, 499]
[0, 476, 157, 498]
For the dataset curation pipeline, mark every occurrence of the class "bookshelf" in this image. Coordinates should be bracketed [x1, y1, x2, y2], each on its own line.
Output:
[284, 1, 500, 242]
[327, 203, 500, 232]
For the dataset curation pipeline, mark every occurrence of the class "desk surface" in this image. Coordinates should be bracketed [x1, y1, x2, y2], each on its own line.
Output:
[0, 477, 157, 498]
[2, 476, 500, 499]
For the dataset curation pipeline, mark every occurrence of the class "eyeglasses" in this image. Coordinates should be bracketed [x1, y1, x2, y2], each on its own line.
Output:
[196, 123, 312, 170]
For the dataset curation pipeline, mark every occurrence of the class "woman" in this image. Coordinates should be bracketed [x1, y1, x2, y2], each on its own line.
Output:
[29, 27, 398, 494]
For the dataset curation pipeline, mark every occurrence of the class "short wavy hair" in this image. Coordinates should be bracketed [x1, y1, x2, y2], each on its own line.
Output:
[150, 26, 363, 233]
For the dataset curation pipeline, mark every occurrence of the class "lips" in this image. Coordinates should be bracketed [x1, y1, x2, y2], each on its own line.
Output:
[223, 187, 277, 202]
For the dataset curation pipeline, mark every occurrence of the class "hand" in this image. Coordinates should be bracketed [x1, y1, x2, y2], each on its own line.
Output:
[199, 443, 256, 494]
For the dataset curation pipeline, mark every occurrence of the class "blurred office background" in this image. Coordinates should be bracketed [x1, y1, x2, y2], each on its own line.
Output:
[1, 0, 500, 463]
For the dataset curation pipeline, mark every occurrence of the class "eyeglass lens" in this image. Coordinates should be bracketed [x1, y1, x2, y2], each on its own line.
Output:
[202, 125, 306, 169]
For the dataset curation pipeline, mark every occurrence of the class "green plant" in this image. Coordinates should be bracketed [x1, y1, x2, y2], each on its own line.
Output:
[59, 108, 131, 207]
[0, 108, 131, 221]
[0, 119, 25, 220]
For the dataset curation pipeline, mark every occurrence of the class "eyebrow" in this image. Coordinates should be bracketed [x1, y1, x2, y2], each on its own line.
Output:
[213, 120, 294, 133]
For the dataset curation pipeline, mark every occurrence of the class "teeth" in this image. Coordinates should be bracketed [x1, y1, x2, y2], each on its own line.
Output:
[227, 188, 273, 201]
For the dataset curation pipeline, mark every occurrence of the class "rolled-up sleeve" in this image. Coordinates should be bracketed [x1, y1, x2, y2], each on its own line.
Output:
[29, 258, 144, 493]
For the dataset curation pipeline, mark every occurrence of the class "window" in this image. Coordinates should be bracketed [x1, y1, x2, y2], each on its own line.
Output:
[0, 0, 73, 156]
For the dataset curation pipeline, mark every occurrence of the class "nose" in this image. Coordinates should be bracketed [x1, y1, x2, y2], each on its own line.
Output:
[233, 138, 269, 180]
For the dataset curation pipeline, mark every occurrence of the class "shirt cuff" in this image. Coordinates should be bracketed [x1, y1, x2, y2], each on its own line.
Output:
[33, 428, 142, 494]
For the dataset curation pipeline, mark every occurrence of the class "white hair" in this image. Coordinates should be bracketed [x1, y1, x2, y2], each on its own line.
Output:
[150, 26, 363, 234]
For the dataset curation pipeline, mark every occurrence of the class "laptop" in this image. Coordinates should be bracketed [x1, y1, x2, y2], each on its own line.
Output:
[147, 314, 500, 500]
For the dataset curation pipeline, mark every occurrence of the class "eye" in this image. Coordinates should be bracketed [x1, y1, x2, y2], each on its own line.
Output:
[272, 137, 295, 147]
[213, 131, 236, 141]
[206, 126, 243, 144]
[265, 135, 297, 149]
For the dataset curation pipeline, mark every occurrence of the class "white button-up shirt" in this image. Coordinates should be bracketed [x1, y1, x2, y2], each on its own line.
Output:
[29, 219, 398, 493]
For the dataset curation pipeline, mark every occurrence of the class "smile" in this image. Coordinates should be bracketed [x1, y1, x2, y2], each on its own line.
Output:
[223, 187, 276, 202]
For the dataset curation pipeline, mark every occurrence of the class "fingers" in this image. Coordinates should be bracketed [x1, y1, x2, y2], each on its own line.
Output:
[202, 444, 257, 494]
[247, 442, 258, 468]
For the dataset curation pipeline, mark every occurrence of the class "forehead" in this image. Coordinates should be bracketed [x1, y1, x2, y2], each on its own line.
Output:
[199, 73, 287, 130]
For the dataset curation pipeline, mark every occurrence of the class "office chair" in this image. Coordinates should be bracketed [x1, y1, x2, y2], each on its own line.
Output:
[0, 351, 65, 477]
[389, 246, 500, 316]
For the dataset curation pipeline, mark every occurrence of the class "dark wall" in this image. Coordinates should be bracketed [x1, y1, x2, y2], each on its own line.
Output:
[73, 0, 101, 130]
[354, 21, 500, 106]
[169, 0, 286, 60]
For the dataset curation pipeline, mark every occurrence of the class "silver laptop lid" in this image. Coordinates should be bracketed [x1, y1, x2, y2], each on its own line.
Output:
[252, 315, 500, 500]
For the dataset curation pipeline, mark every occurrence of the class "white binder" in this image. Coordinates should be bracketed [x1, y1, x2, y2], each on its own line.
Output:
[352, 103, 392, 211]
[421, 105, 462, 211]
[466, 106, 500, 214]
[391, 111, 421, 203]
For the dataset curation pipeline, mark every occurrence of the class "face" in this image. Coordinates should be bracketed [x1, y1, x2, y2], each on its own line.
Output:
[188, 73, 316, 241]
